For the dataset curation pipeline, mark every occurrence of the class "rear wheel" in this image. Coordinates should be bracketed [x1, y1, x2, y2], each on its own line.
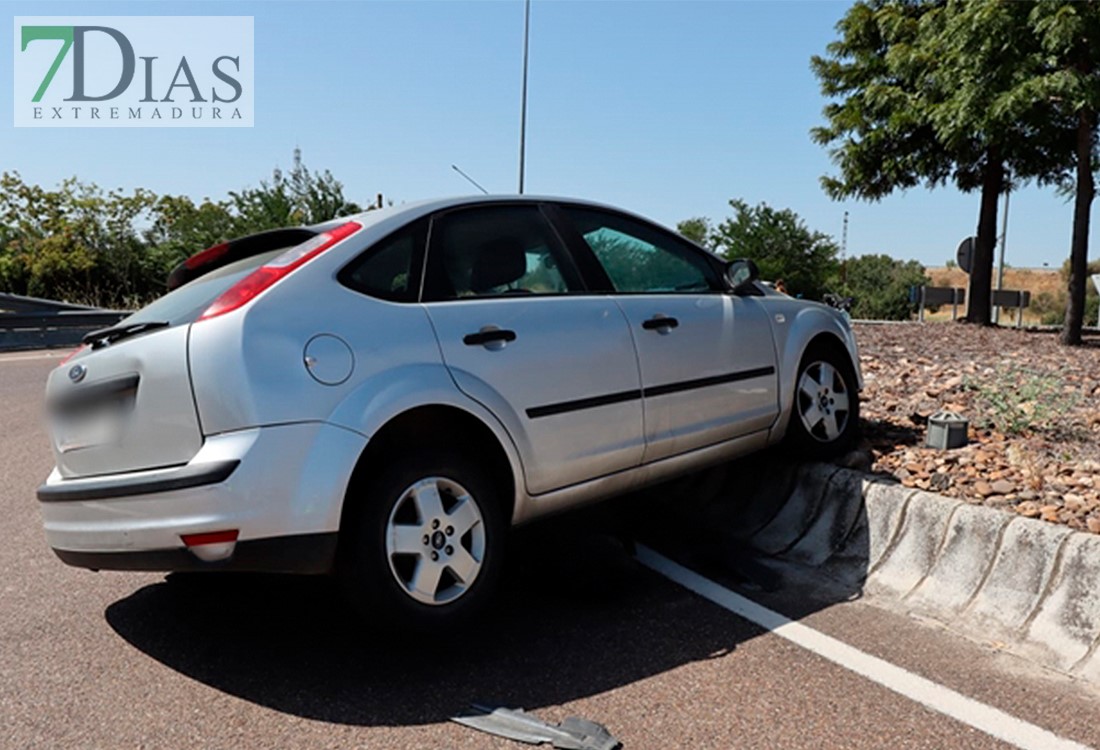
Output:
[339, 449, 505, 631]
[787, 343, 859, 458]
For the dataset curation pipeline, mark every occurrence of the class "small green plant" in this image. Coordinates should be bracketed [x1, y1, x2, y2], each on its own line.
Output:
[964, 366, 1080, 437]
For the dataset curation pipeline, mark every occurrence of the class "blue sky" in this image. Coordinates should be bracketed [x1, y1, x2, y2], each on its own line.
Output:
[0, 0, 1090, 270]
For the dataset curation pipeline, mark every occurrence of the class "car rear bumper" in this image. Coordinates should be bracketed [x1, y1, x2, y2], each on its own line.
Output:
[51, 532, 338, 574]
[38, 422, 367, 573]
[38, 459, 241, 502]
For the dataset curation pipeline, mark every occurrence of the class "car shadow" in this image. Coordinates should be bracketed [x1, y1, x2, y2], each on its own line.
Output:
[861, 417, 922, 449]
[105, 456, 870, 728]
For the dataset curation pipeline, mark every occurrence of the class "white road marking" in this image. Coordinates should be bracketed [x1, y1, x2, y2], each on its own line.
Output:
[636, 545, 1093, 750]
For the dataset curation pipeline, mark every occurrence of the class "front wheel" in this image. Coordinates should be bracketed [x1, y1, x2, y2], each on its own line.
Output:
[339, 450, 505, 631]
[787, 344, 859, 458]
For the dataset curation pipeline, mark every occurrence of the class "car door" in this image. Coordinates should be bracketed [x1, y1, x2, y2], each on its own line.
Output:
[556, 204, 779, 464]
[421, 203, 645, 496]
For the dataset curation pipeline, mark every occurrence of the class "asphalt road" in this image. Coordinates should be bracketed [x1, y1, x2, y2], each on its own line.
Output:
[3, 350, 1099, 750]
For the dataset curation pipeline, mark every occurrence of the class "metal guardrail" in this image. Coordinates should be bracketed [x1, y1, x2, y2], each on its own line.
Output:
[912, 286, 1031, 327]
[916, 286, 966, 322]
[0, 293, 129, 352]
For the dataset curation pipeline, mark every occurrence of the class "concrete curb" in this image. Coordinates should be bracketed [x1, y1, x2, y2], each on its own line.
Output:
[743, 465, 1100, 686]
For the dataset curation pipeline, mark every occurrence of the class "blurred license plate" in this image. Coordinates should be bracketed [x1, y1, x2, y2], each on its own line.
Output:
[56, 413, 122, 453]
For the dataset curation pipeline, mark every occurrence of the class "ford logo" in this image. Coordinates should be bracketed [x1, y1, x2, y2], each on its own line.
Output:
[68, 364, 87, 384]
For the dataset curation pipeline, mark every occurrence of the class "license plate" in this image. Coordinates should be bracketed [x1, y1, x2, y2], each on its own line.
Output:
[55, 412, 122, 453]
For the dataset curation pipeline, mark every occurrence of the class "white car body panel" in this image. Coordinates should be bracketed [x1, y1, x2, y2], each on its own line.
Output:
[425, 296, 645, 495]
[41, 422, 365, 554]
[612, 294, 778, 463]
[47, 324, 202, 478]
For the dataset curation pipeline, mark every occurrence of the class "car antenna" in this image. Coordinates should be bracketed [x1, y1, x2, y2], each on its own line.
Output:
[451, 164, 489, 195]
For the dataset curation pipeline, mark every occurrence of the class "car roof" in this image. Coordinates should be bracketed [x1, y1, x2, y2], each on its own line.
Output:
[308, 194, 662, 234]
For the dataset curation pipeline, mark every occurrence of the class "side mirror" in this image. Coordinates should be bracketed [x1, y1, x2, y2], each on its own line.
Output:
[725, 259, 759, 292]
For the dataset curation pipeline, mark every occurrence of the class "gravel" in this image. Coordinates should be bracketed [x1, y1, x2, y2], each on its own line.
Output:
[851, 322, 1100, 532]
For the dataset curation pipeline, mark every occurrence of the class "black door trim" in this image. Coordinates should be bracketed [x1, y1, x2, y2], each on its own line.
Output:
[526, 388, 642, 419]
[525, 365, 776, 419]
[644, 366, 775, 398]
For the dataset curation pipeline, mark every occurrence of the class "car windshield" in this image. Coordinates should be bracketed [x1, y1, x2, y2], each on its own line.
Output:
[123, 248, 288, 327]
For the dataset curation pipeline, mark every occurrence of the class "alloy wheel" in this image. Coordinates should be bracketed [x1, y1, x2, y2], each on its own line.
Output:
[384, 476, 486, 606]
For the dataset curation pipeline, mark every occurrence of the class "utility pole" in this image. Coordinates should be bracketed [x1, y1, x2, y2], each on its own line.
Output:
[841, 210, 849, 283]
[993, 178, 1011, 324]
[518, 0, 531, 194]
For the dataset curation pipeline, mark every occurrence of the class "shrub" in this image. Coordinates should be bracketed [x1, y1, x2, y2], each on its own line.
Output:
[836, 253, 929, 320]
[964, 365, 1079, 437]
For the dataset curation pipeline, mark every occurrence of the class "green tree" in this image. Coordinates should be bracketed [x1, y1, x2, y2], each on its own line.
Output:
[0, 172, 156, 307]
[812, 0, 1069, 326]
[707, 199, 840, 300]
[229, 147, 362, 234]
[0, 149, 373, 307]
[1029, 2, 1100, 345]
[837, 253, 929, 320]
[676, 216, 712, 246]
[144, 195, 236, 284]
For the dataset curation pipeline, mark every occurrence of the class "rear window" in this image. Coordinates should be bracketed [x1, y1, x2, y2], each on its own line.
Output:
[125, 248, 287, 327]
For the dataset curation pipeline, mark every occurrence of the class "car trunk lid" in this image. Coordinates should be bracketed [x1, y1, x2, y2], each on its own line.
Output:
[43, 226, 333, 479]
[46, 323, 203, 478]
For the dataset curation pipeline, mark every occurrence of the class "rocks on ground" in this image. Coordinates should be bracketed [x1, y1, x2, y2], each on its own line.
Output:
[848, 323, 1100, 533]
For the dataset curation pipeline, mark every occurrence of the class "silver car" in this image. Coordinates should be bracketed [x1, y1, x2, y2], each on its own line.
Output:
[38, 196, 861, 628]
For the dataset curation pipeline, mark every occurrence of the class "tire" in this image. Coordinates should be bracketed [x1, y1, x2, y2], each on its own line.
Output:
[786, 342, 860, 458]
[338, 448, 505, 632]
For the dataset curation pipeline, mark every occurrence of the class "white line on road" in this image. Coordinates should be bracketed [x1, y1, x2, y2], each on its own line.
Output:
[636, 545, 1093, 750]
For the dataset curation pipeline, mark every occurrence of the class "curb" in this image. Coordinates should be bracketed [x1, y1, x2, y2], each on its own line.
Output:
[743, 464, 1100, 685]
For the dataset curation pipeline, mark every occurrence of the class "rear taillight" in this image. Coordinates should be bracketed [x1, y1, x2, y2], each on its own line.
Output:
[181, 529, 239, 547]
[181, 529, 239, 563]
[197, 221, 361, 322]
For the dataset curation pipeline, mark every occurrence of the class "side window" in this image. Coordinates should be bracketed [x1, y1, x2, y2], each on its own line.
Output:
[423, 205, 582, 301]
[338, 221, 423, 302]
[561, 207, 718, 293]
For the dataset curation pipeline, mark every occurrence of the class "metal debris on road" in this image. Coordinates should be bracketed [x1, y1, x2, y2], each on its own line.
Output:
[451, 704, 622, 750]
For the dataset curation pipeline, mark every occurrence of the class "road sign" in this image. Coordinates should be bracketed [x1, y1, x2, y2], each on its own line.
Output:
[956, 236, 977, 274]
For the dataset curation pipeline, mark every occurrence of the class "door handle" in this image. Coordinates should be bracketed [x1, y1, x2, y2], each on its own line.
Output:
[642, 316, 679, 331]
[463, 328, 517, 346]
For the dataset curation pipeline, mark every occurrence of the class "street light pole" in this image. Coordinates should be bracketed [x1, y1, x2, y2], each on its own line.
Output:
[994, 177, 1011, 324]
[841, 210, 849, 283]
[518, 0, 531, 194]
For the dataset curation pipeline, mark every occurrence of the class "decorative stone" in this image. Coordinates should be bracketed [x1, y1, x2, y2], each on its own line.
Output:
[1016, 501, 1041, 518]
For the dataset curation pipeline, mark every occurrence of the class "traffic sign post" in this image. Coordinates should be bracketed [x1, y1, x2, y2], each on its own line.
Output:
[956, 236, 976, 274]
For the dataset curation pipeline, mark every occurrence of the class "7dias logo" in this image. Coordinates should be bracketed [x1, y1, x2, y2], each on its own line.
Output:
[13, 17, 253, 128]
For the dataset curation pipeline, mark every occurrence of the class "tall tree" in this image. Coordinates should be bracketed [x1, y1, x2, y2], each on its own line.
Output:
[229, 147, 363, 234]
[676, 217, 712, 246]
[1030, 2, 1100, 346]
[812, 0, 1067, 326]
